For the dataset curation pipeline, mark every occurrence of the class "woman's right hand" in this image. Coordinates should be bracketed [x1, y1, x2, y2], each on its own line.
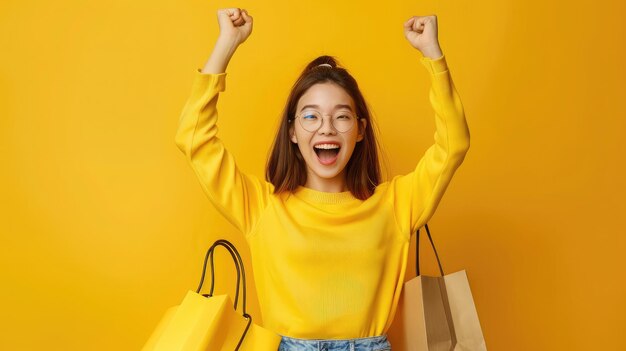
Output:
[216, 8, 253, 47]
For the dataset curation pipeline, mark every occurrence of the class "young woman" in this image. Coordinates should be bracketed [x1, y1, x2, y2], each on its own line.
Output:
[175, 7, 470, 351]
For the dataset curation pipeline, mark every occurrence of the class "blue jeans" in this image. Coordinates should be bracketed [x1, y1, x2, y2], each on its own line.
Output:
[278, 334, 392, 351]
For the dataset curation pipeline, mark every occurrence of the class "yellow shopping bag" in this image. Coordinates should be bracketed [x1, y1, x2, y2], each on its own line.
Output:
[142, 239, 282, 351]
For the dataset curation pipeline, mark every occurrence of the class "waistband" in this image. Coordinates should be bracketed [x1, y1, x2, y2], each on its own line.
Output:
[278, 334, 391, 351]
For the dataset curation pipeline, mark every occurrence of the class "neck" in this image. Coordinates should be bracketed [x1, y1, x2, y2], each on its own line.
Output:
[304, 170, 348, 193]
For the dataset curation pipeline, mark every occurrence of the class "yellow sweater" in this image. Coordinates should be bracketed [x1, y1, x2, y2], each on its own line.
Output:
[175, 54, 470, 339]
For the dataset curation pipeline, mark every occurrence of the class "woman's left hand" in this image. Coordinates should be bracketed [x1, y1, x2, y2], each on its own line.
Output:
[403, 15, 443, 59]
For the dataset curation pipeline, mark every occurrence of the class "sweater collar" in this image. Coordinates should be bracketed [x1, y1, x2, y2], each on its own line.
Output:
[293, 185, 360, 204]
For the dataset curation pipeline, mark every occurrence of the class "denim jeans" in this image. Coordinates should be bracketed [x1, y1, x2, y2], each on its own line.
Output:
[278, 334, 392, 351]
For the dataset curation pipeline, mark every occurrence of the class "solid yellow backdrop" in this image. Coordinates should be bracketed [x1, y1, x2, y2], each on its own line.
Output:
[1, 0, 625, 350]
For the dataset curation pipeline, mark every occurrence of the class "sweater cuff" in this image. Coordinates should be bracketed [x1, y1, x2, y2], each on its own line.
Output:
[193, 69, 227, 92]
[420, 54, 448, 74]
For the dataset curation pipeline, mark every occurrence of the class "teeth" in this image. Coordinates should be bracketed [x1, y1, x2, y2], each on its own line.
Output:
[314, 144, 340, 150]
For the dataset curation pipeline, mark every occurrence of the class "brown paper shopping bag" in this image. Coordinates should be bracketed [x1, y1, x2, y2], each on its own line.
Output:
[387, 224, 487, 351]
[142, 239, 282, 351]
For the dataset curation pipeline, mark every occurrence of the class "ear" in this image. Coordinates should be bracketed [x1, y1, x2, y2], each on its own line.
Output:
[356, 118, 367, 142]
[289, 124, 298, 143]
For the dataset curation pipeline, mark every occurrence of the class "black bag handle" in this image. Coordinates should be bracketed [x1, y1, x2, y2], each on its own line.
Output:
[196, 239, 247, 312]
[415, 223, 445, 277]
[195, 239, 252, 351]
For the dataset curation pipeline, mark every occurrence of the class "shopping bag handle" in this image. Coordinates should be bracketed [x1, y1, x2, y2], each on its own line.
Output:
[415, 223, 445, 277]
[195, 239, 253, 351]
[196, 239, 251, 319]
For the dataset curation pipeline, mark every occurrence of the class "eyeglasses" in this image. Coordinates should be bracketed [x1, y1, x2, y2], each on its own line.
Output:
[291, 109, 360, 133]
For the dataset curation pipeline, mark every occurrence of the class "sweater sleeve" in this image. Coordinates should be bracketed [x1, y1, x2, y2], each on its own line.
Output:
[391, 54, 471, 236]
[174, 69, 272, 237]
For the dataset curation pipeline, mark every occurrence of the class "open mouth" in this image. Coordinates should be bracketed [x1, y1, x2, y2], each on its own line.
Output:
[313, 144, 341, 165]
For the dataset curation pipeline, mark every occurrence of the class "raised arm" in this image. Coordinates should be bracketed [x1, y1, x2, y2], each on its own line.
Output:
[392, 15, 471, 236]
[200, 8, 252, 74]
[175, 8, 271, 237]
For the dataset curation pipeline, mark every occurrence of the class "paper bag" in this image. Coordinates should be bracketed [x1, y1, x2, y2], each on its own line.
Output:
[387, 224, 487, 351]
[142, 239, 282, 351]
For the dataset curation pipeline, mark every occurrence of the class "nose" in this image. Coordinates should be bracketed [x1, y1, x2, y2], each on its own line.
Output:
[317, 116, 337, 135]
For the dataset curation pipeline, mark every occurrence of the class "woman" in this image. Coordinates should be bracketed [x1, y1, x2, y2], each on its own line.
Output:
[175, 7, 470, 351]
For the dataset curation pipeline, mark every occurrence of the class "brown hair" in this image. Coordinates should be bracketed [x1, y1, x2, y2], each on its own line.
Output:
[265, 55, 382, 200]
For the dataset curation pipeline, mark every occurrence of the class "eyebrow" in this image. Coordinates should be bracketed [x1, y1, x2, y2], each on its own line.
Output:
[299, 104, 354, 112]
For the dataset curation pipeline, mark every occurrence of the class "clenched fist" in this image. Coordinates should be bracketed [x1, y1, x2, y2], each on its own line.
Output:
[216, 8, 253, 47]
[403, 15, 443, 59]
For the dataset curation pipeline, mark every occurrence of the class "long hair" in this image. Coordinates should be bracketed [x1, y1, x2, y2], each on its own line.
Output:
[265, 55, 382, 200]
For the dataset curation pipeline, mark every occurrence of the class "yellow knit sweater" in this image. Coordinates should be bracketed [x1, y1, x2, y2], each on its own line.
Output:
[175, 54, 470, 339]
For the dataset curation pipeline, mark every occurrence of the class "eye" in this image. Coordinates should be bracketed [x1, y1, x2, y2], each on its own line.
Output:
[336, 113, 353, 120]
[301, 111, 319, 120]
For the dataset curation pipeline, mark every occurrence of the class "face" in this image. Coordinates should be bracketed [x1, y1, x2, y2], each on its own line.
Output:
[290, 82, 367, 189]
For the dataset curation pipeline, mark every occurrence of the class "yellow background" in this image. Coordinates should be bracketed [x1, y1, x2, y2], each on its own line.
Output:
[1, 0, 625, 349]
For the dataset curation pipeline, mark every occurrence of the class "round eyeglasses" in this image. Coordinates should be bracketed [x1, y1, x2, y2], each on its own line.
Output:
[291, 109, 360, 133]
